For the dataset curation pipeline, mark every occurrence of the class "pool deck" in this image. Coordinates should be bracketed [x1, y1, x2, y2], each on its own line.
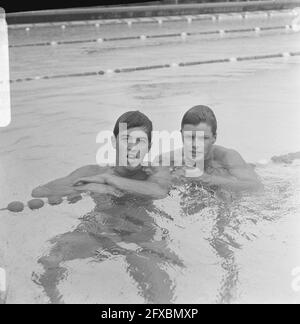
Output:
[4, 0, 300, 25]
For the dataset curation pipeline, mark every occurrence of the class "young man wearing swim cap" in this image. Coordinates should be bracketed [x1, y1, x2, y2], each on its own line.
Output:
[32, 111, 171, 200]
[156, 105, 262, 192]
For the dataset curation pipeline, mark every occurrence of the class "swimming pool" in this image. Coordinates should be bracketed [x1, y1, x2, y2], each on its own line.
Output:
[1, 9, 300, 304]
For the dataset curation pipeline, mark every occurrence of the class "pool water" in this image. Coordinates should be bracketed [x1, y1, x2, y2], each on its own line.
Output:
[1, 10, 300, 304]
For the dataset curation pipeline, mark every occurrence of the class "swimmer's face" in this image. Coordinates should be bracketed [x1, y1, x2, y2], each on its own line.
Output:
[115, 127, 150, 169]
[181, 123, 216, 161]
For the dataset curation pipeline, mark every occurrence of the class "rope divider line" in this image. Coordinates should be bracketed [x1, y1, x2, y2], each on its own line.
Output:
[9, 51, 300, 84]
[7, 9, 297, 30]
[9, 24, 296, 48]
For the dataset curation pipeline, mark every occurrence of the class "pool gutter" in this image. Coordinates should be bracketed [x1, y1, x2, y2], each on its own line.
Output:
[4, 0, 300, 25]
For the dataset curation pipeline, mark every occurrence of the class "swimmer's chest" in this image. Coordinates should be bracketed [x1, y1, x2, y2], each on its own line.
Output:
[88, 193, 158, 235]
[92, 189, 155, 224]
[170, 160, 230, 178]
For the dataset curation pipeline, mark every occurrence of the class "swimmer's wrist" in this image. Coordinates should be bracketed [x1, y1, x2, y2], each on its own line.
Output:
[104, 174, 118, 186]
[210, 175, 229, 185]
[200, 174, 225, 186]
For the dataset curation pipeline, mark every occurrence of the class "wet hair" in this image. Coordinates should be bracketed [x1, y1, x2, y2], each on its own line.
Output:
[113, 111, 153, 142]
[181, 105, 217, 136]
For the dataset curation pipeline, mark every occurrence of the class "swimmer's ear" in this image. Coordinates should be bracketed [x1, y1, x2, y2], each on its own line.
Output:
[212, 133, 217, 144]
[111, 135, 116, 150]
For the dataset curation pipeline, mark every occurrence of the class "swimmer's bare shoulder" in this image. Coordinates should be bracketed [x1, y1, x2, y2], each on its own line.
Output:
[31, 164, 110, 198]
[212, 145, 251, 169]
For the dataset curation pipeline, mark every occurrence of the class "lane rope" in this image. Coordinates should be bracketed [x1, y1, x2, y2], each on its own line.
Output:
[0, 193, 88, 213]
[9, 51, 300, 84]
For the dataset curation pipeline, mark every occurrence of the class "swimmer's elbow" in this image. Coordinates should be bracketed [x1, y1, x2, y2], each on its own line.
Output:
[256, 181, 264, 191]
[249, 179, 264, 192]
[231, 178, 264, 192]
[152, 188, 169, 199]
[31, 186, 50, 198]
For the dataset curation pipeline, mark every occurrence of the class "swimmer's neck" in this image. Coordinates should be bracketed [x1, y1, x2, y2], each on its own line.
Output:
[182, 145, 215, 168]
[204, 146, 215, 163]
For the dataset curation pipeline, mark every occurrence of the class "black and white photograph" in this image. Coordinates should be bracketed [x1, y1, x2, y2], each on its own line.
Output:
[1, 0, 300, 305]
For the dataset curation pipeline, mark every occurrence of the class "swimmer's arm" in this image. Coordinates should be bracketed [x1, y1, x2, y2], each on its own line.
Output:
[201, 150, 263, 191]
[104, 167, 172, 199]
[226, 150, 263, 191]
[31, 165, 105, 198]
[73, 183, 123, 197]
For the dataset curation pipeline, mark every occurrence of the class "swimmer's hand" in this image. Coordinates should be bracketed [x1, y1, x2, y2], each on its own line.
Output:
[74, 183, 123, 197]
[199, 173, 263, 192]
[198, 174, 225, 186]
[174, 168, 185, 178]
[73, 174, 108, 187]
[171, 168, 189, 185]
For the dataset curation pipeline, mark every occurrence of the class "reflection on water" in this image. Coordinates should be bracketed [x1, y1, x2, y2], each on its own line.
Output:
[36, 193, 185, 304]
[33, 161, 300, 304]
[168, 182, 241, 304]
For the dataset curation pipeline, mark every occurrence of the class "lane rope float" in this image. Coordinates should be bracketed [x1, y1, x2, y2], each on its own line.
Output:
[0, 194, 84, 213]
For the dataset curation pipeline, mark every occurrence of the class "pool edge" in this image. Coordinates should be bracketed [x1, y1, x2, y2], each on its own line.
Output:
[5, 1, 300, 25]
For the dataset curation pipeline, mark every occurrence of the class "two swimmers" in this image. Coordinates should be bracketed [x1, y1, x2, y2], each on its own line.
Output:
[32, 105, 262, 304]
[32, 105, 262, 200]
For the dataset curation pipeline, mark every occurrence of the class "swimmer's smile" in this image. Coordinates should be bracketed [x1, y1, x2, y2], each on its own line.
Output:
[127, 150, 141, 164]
